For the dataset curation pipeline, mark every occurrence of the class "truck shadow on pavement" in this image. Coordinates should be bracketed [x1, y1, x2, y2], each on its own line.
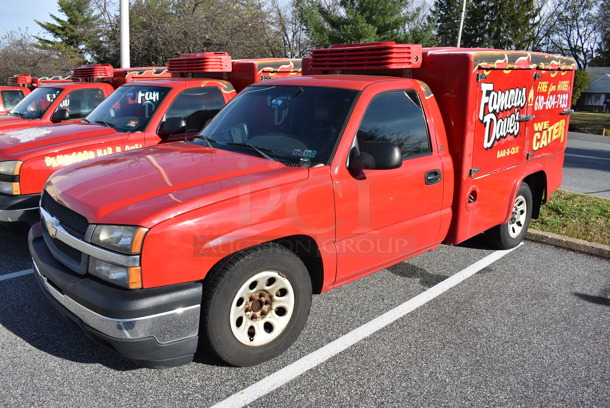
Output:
[0, 229, 33, 272]
[386, 263, 446, 288]
[564, 147, 610, 172]
[0, 270, 229, 369]
[0, 274, 142, 371]
[386, 234, 497, 288]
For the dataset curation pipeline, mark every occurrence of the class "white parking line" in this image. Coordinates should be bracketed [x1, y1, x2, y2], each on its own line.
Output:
[212, 245, 521, 408]
[0, 269, 33, 282]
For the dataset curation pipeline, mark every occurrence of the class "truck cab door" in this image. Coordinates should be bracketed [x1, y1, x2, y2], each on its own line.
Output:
[156, 86, 226, 143]
[49, 88, 106, 123]
[332, 88, 445, 286]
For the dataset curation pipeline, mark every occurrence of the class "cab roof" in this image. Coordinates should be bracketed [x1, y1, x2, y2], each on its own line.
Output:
[249, 74, 405, 91]
[108, 78, 232, 88]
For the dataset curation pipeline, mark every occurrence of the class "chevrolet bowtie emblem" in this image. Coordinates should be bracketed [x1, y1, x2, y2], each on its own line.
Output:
[45, 215, 60, 238]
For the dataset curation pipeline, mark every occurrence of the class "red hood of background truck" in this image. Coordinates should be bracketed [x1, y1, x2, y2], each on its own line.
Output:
[0, 123, 121, 161]
[0, 114, 30, 131]
[45, 142, 309, 227]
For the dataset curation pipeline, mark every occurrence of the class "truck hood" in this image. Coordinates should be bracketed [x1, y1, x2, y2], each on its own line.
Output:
[0, 114, 25, 127]
[45, 142, 309, 227]
[0, 123, 121, 161]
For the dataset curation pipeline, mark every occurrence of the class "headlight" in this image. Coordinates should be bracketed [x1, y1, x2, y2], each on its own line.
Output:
[88, 258, 142, 289]
[88, 224, 147, 289]
[90, 224, 147, 255]
[0, 161, 22, 175]
[0, 181, 20, 195]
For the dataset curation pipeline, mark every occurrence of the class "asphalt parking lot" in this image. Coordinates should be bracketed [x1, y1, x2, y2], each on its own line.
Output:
[1, 228, 608, 407]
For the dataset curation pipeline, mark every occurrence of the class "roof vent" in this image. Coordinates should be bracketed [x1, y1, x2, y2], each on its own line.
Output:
[168, 52, 232, 73]
[307, 42, 422, 72]
[73, 63, 114, 79]
[7, 74, 32, 85]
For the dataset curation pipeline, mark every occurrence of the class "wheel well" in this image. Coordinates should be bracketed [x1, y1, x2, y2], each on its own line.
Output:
[523, 171, 547, 219]
[205, 235, 325, 295]
[274, 235, 324, 294]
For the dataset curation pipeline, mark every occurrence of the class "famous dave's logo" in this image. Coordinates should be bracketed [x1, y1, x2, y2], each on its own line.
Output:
[479, 83, 527, 150]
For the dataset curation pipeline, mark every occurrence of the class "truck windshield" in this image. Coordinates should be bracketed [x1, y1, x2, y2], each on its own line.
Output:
[196, 85, 358, 166]
[84, 85, 170, 132]
[9, 87, 62, 119]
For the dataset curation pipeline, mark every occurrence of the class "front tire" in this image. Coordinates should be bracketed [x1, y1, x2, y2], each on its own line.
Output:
[201, 243, 312, 366]
[488, 182, 533, 249]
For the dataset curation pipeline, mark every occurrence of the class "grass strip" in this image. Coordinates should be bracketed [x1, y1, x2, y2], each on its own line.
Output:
[531, 190, 610, 246]
[569, 112, 610, 135]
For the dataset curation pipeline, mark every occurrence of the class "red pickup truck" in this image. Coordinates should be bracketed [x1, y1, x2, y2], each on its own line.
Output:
[0, 53, 300, 227]
[29, 43, 575, 368]
[0, 86, 29, 114]
[0, 73, 75, 114]
[0, 65, 169, 133]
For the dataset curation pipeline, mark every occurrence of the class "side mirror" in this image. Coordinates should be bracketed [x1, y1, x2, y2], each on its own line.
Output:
[50, 108, 70, 123]
[348, 141, 402, 172]
[158, 116, 186, 137]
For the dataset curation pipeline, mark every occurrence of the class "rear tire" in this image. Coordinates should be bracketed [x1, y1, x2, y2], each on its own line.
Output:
[487, 182, 533, 249]
[201, 243, 312, 366]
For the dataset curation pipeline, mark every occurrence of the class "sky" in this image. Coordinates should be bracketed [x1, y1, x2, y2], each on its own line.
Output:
[1, 1, 61, 38]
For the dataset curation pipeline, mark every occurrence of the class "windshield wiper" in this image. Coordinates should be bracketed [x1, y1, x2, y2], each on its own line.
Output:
[8, 111, 23, 118]
[194, 135, 218, 148]
[226, 142, 276, 161]
[94, 120, 116, 129]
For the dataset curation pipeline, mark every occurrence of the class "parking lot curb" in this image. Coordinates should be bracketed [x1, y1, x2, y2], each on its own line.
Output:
[526, 229, 610, 259]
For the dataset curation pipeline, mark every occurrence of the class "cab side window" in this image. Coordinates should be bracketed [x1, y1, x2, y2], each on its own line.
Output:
[58, 88, 106, 119]
[1, 90, 25, 111]
[357, 90, 431, 159]
[164, 87, 225, 133]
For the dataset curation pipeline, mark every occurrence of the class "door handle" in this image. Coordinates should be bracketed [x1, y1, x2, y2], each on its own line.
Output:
[425, 169, 442, 185]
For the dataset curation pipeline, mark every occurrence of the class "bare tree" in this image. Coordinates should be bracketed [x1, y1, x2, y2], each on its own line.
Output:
[122, 0, 285, 66]
[549, 0, 601, 69]
[0, 30, 80, 85]
[269, 0, 313, 57]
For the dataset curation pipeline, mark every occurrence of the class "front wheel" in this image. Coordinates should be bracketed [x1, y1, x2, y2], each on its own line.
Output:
[487, 182, 533, 249]
[201, 243, 312, 366]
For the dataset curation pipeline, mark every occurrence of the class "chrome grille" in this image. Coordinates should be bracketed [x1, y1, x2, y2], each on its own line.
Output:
[49, 236, 83, 263]
[41, 192, 89, 240]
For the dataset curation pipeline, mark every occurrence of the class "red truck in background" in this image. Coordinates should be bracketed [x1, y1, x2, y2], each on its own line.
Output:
[0, 73, 75, 114]
[0, 65, 170, 133]
[0, 85, 29, 114]
[0, 53, 300, 227]
[29, 43, 575, 368]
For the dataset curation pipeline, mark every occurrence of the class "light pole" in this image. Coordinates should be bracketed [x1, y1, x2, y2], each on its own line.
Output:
[120, 0, 130, 68]
[457, 0, 467, 47]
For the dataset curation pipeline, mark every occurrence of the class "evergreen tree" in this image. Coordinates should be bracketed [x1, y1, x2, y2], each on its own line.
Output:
[432, 0, 541, 49]
[35, 0, 99, 62]
[429, 0, 462, 47]
[297, 0, 413, 48]
[571, 69, 589, 107]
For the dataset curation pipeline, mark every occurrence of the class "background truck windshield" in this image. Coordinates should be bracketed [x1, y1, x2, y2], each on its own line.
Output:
[9, 87, 62, 119]
[85, 85, 170, 132]
[198, 85, 358, 166]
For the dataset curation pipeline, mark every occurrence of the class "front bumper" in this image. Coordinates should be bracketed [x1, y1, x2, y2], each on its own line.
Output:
[29, 223, 203, 368]
[0, 193, 40, 224]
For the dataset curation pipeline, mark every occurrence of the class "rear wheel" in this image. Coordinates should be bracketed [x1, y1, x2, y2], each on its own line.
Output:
[487, 182, 533, 249]
[201, 243, 312, 366]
